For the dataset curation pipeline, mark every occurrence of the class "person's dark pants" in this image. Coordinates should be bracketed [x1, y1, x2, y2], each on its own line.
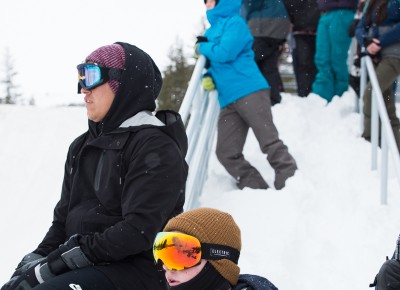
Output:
[253, 37, 285, 106]
[362, 57, 400, 152]
[32, 267, 117, 290]
[292, 34, 317, 97]
[216, 90, 297, 190]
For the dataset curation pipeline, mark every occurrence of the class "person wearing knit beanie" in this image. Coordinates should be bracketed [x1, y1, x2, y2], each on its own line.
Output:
[85, 43, 125, 94]
[157, 208, 279, 290]
[78, 42, 164, 134]
[1, 42, 188, 290]
[160, 208, 241, 289]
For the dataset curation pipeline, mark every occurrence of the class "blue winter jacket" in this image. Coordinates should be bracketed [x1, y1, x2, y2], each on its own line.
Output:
[198, 0, 269, 108]
[317, 0, 357, 12]
[355, 0, 400, 59]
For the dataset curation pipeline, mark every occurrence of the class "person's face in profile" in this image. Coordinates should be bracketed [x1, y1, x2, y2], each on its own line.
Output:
[205, 0, 216, 10]
[81, 83, 115, 122]
[163, 259, 207, 286]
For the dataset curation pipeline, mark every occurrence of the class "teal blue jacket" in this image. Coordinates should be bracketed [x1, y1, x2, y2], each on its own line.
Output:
[198, 0, 269, 108]
[241, 0, 290, 39]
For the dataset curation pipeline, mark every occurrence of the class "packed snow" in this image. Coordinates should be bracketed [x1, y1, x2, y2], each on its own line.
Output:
[0, 91, 400, 290]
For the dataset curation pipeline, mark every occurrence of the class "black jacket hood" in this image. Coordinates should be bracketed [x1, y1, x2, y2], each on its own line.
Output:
[89, 42, 163, 135]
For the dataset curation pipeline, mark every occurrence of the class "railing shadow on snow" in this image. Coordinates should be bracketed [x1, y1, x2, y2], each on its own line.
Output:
[360, 54, 400, 204]
[179, 56, 220, 211]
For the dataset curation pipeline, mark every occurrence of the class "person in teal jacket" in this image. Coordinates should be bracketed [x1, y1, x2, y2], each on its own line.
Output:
[197, 0, 297, 190]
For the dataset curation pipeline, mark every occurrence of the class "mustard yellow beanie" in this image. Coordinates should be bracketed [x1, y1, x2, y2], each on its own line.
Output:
[163, 207, 241, 285]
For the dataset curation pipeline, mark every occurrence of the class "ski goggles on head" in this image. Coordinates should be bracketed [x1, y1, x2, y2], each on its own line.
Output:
[153, 232, 240, 271]
[77, 63, 122, 93]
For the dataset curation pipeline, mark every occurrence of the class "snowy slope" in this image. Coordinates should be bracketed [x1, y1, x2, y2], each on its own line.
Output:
[0, 91, 400, 290]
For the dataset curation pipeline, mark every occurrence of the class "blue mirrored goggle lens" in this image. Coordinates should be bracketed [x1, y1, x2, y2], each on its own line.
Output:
[78, 64, 102, 89]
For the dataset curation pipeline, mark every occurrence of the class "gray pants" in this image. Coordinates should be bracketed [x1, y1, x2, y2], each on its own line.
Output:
[216, 89, 297, 190]
[362, 57, 400, 151]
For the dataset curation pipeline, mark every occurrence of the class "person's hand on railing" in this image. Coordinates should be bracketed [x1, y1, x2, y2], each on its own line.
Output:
[366, 38, 381, 55]
[195, 36, 208, 58]
[363, 37, 382, 64]
[202, 73, 216, 91]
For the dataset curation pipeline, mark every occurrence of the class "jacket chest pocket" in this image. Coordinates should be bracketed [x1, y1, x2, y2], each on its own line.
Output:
[94, 150, 124, 212]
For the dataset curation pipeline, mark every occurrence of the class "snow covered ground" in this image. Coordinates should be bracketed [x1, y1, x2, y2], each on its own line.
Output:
[0, 91, 400, 289]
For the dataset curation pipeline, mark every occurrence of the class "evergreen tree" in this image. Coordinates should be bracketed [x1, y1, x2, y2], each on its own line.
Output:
[157, 39, 194, 112]
[1, 48, 21, 104]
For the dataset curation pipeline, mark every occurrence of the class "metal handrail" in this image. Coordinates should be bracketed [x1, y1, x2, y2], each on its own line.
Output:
[179, 56, 206, 125]
[360, 55, 400, 204]
[179, 56, 220, 210]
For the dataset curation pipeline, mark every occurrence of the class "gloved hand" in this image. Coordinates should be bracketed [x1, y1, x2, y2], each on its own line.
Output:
[202, 74, 216, 91]
[13, 252, 45, 277]
[46, 234, 93, 276]
[1, 235, 93, 290]
[16, 253, 44, 269]
[194, 36, 208, 58]
[1, 252, 45, 290]
[3, 259, 55, 290]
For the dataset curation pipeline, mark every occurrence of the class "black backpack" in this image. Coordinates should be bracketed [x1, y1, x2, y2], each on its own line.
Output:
[370, 258, 400, 290]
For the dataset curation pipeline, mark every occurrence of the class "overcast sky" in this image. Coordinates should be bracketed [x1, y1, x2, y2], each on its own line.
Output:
[0, 0, 206, 106]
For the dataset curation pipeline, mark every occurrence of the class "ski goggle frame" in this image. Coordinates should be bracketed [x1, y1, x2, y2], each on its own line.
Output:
[77, 63, 123, 93]
[153, 232, 240, 271]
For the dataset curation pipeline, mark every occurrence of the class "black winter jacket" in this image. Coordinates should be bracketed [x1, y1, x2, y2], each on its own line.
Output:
[234, 274, 278, 290]
[33, 43, 188, 290]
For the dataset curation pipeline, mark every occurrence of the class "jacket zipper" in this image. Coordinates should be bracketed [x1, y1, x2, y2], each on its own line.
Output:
[94, 150, 106, 192]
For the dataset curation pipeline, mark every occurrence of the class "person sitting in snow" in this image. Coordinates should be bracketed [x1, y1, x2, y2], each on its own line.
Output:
[153, 207, 279, 290]
[196, 0, 297, 190]
[0, 42, 188, 290]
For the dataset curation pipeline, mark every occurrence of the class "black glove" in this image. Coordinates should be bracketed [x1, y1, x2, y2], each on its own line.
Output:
[1, 253, 44, 290]
[13, 252, 45, 277]
[46, 234, 93, 276]
[1, 235, 93, 290]
[3, 260, 55, 290]
[196, 36, 208, 44]
[195, 36, 208, 58]
[1, 276, 20, 290]
[16, 253, 44, 269]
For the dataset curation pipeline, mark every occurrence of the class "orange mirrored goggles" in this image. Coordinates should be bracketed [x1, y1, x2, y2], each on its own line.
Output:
[153, 232, 240, 271]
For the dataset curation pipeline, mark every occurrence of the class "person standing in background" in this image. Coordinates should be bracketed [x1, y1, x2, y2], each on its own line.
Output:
[355, 0, 400, 151]
[196, 0, 297, 190]
[283, 0, 320, 97]
[312, 0, 357, 102]
[347, 0, 367, 98]
[241, 0, 291, 106]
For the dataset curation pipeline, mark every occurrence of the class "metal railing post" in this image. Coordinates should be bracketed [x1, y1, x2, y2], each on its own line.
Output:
[371, 90, 378, 170]
[179, 56, 220, 211]
[362, 55, 400, 204]
[359, 47, 367, 127]
[381, 128, 388, 205]
[179, 56, 206, 125]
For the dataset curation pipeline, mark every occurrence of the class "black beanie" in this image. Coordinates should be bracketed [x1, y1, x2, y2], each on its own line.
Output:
[203, 0, 219, 5]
